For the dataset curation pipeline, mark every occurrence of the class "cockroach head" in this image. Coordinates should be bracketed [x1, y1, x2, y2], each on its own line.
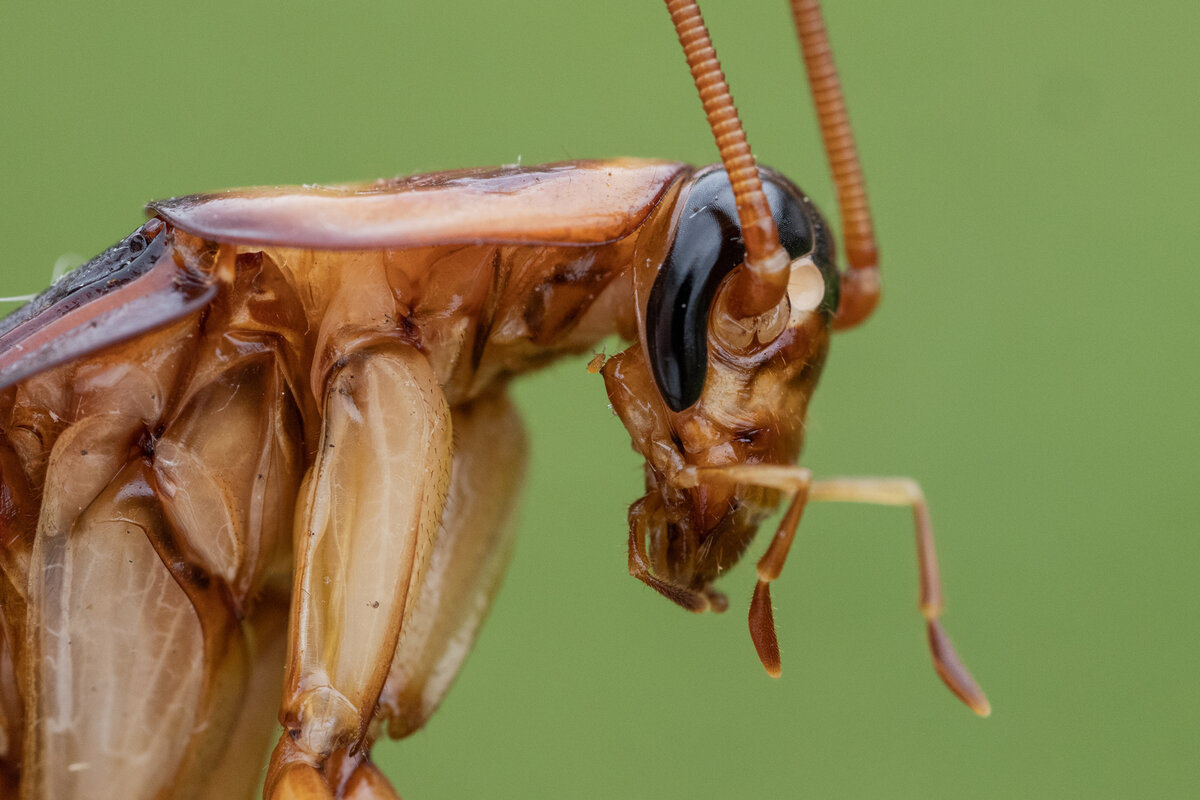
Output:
[600, 166, 839, 612]
[644, 166, 838, 413]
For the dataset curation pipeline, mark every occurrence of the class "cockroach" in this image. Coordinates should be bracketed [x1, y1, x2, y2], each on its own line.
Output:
[0, 1, 988, 798]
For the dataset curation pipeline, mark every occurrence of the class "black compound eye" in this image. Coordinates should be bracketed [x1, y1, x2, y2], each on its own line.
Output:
[645, 167, 837, 412]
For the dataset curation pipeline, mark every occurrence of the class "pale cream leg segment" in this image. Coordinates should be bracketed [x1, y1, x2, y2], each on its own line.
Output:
[268, 343, 452, 798]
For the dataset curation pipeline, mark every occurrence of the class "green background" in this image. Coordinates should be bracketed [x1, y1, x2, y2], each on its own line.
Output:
[2, 1, 1196, 797]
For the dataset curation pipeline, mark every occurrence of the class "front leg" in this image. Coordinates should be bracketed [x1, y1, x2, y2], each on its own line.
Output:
[266, 343, 451, 798]
[676, 465, 990, 717]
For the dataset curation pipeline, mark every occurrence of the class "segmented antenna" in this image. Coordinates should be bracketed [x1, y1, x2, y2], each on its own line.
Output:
[664, 0, 791, 319]
[789, 0, 881, 329]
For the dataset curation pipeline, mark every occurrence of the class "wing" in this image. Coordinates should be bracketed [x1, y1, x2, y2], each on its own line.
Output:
[149, 158, 689, 250]
[0, 219, 217, 393]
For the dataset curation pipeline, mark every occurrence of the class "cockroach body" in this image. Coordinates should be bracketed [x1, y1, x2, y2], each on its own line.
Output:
[0, 2, 987, 798]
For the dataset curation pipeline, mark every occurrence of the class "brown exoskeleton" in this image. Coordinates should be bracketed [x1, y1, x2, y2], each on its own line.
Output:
[0, 1, 987, 798]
